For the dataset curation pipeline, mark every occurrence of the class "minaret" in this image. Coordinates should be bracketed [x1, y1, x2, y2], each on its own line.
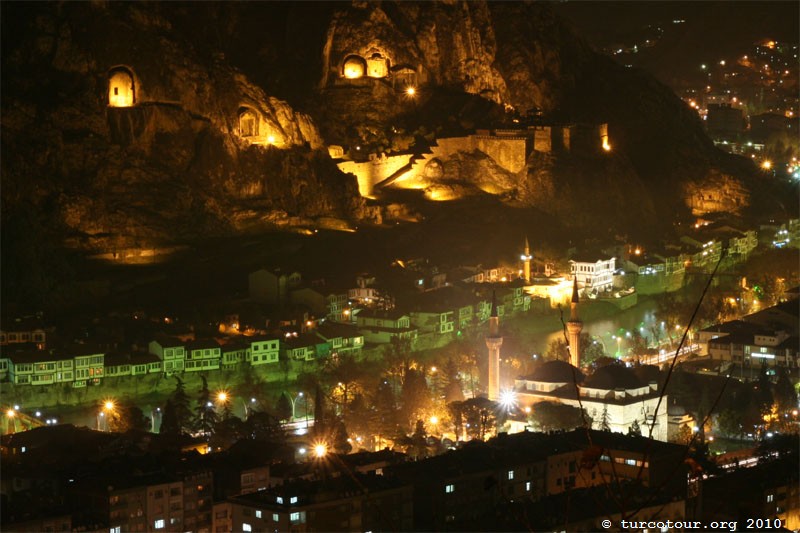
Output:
[520, 237, 533, 283]
[567, 277, 583, 368]
[485, 291, 503, 401]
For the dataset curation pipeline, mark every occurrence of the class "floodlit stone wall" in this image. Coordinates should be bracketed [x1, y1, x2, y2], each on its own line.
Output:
[473, 136, 527, 173]
[338, 153, 413, 197]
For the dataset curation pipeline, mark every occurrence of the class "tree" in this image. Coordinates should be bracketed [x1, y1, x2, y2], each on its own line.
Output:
[345, 393, 372, 442]
[448, 401, 464, 441]
[373, 378, 399, 447]
[598, 405, 611, 432]
[194, 376, 218, 437]
[529, 401, 588, 432]
[275, 392, 293, 422]
[716, 408, 743, 440]
[400, 368, 431, 426]
[171, 376, 193, 434]
[545, 339, 569, 361]
[160, 399, 181, 436]
[398, 419, 430, 459]
[755, 363, 774, 420]
[460, 397, 498, 441]
[313, 385, 325, 437]
[773, 367, 797, 413]
[673, 423, 693, 445]
[385, 337, 413, 393]
[444, 380, 465, 404]
[245, 411, 285, 445]
[107, 403, 150, 433]
[209, 416, 246, 451]
[654, 293, 691, 347]
[332, 418, 352, 455]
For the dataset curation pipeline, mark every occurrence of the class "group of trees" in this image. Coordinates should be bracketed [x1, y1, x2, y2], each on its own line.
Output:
[668, 364, 798, 444]
[157, 376, 285, 451]
[544, 333, 608, 365]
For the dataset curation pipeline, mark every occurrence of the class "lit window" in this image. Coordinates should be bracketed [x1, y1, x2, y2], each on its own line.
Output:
[255, 510, 262, 518]
[110, 528, 121, 533]
[154, 519, 165, 529]
[243, 524, 252, 532]
[625, 459, 637, 466]
[445, 484, 454, 493]
[525, 482, 531, 492]
[276, 496, 283, 504]
[290, 496, 298, 504]
[273, 514, 279, 522]
[290, 512, 300, 522]
[508, 470, 514, 480]
[767, 494, 774, 502]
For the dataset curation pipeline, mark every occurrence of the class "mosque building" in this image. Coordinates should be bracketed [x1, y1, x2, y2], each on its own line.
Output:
[485, 251, 670, 441]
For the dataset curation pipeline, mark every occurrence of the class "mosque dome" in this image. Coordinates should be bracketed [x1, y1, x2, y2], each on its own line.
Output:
[527, 360, 585, 384]
[583, 364, 645, 390]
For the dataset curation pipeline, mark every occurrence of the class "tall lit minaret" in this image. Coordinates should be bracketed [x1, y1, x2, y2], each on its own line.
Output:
[485, 291, 503, 401]
[520, 237, 533, 283]
[567, 277, 583, 368]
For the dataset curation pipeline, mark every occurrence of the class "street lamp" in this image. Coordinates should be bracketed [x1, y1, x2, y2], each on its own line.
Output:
[241, 397, 257, 419]
[100, 399, 116, 432]
[499, 389, 518, 412]
[429, 415, 439, 436]
[289, 392, 304, 421]
[5, 409, 15, 434]
[612, 335, 622, 358]
[313, 442, 328, 458]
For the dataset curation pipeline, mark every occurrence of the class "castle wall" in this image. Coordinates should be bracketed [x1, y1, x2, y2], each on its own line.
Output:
[532, 128, 552, 152]
[337, 153, 413, 197]
[473, 136, 528, 173]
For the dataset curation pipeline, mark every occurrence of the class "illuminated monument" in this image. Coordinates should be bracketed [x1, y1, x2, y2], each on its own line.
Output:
[485, 292, 503, 401]
[521, 237, 532, 283]
[566, 277, 583, 368]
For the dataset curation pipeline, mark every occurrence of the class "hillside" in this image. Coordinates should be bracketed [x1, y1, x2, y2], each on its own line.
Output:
[1, 1, 789, 310]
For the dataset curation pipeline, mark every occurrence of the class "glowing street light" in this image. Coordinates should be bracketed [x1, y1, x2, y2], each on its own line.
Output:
[216, 391, 229, 404]
[406, 86, 416, 97]
[313, 442, 328, 458]
[499, 389, 518, 411]
[5, 409, 16, 434]
[761, 160, 772, 170]
[290, 392, 304, 420]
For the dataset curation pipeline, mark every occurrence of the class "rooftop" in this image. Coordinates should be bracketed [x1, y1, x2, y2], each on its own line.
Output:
[521, 360, 585, 384]
[583, 364, 646, 390]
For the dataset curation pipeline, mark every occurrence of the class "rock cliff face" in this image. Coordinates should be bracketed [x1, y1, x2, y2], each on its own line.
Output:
[315, 0, 768, 233]
[1, 2, 363, 256]
[2, 0, 782, 288]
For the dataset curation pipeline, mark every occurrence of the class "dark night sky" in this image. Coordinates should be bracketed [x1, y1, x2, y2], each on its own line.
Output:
[555, 1, 799, 81]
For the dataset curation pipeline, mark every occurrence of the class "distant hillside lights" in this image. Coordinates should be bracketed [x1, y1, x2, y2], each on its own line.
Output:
[107, 66, 136, 107]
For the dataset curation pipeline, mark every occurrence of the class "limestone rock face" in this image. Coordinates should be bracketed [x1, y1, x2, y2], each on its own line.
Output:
[520, 152, 659, 232]
[322, 2, 509, 103]
[1, 2, 362, 255]
[682, 170, 750, 217]
[316, 0, 769, 234]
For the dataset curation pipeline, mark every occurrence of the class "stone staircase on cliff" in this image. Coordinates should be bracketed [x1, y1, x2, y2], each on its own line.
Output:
[374, 139, 455, 190]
